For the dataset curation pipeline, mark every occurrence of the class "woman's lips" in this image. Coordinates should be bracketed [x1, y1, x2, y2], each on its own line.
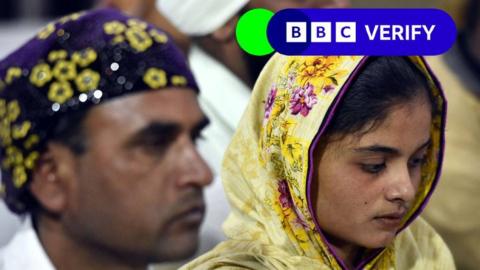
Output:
[373, 211, 406, 230]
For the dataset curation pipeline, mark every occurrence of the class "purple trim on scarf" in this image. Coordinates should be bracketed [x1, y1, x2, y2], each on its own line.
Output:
[306, 56, 370, 270]
[396, 56, 447, 230]
[304, 56, 447, 270]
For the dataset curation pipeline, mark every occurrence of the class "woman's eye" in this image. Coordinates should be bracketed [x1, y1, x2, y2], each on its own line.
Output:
[361, 163, 386, 174]
[409, 156, 427, 168]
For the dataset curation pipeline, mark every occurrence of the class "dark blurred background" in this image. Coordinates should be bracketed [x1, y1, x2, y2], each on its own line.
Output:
[0, 0, 94, 19]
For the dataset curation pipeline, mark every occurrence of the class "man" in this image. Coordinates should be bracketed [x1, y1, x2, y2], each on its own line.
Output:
[423, 0, 480, 269]
[0, 8, 212, 270]
[103, 0, 351, 263]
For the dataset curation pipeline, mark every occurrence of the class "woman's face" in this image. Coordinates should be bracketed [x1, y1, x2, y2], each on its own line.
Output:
[313, 96, 432, 249]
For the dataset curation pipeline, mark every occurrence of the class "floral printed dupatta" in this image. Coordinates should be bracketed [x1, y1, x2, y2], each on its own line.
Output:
[182, 55, 453, 270]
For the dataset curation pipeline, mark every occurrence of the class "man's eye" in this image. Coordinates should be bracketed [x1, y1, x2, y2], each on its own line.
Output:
[191, 131, 206, 144]
[361, 163, 386, 174]
[140, 135, 176, 154]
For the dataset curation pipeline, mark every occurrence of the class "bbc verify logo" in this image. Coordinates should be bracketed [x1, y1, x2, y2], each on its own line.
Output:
[266, 9, 456, 55]
[286, 22, 436, 43]
[287, 22, 357, 43]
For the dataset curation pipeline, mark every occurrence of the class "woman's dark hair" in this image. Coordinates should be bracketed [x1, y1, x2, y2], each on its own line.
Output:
[324, 56, 434, 140]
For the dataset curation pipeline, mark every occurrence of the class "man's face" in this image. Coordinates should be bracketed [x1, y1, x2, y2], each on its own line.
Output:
[62, 89, 212, 263]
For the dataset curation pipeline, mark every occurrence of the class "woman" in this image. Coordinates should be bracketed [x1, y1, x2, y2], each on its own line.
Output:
[183, 55, 454, 269]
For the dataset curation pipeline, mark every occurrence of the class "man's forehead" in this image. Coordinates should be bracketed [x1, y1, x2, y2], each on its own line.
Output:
[85, 88, 204, 130]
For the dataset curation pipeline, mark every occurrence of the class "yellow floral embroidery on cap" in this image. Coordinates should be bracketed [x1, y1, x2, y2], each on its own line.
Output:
[0, 118, 11, 147]
[143, 68, 167, 89]
[0, 99, 6, 117]
[171, 75, 187, 86]
[75, 69, 100, 92]
[112, 35, 125, 44]
[125, 27, 153, 52]
[11, 121, 31, 140]
[29, 63, 53, 87]
[38, 23, 55, 40]
[7, 100, 20, 122]
[48, 81, 74, 104]
[48, 50, 68, 62]
[24, 151, 39, 170]
[56, 29, 65, 37]
[6, 146, 23, 166]
[72, 48, 97, 67]
[149, 29, 168, 44]
[5, 67, 22, 84]
[53, 60, 77, 81]
[13, 165, 27, 188]
[127, 19, 148, 30]
[104, 21, 126, 35]
[59, 11, 85, 24]
[24, 134, 40, 150]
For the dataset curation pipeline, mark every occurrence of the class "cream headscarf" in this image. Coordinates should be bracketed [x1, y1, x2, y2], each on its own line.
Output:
[183, 55, 454, 269]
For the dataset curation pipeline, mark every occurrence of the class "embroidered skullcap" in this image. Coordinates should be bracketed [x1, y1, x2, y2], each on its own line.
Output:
[0, 8, 199, 214]
[157, 0, 249, 35]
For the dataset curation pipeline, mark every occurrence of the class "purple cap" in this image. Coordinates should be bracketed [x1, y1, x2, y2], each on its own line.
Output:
[0, 8, 199, 213]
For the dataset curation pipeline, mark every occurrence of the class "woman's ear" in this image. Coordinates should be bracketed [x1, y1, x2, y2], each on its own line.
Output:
[29, 143, 77, 215]
[211, 15, 239, 43]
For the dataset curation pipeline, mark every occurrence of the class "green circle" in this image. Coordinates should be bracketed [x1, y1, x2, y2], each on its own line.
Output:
[236, 8, 275, 56]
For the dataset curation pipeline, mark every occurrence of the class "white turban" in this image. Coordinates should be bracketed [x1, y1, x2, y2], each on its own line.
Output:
[156, 0, 249, 36]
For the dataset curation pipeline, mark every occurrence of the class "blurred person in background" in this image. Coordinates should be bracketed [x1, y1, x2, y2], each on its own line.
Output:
[0, 8, 212, 269]
[423, 0, 480, 269]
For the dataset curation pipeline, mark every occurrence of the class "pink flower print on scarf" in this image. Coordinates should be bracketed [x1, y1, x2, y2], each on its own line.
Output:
[264, 86, 277, 119]
[289, 83, 317, 117]
[278, 179, 292, 209]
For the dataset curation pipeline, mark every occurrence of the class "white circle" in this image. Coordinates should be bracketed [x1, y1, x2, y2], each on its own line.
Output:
[93, 90, 103, 99]
[79, 93, 88, 102]
[51, 103, 60, 112]
[110, 62, 119, 71]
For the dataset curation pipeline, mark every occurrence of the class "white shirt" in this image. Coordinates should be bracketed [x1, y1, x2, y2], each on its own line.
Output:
[0, 217, 55, 270]
[190, 45, 251, 253]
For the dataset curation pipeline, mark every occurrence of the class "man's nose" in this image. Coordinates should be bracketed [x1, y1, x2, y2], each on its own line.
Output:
[177, 143, 213, 187]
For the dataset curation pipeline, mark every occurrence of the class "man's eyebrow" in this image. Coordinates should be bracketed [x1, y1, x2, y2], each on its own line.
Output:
[125, 122, 182, 147]
[192, 117, 210, 135]
[353, 139, 431, 155]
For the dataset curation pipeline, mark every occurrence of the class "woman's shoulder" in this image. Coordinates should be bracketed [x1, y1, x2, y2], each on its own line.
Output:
[179, 240, 330, 270]
[394, 217, 456, 269]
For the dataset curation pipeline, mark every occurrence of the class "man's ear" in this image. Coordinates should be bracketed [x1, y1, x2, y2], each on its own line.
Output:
[29, 143, 78, 215]
[211, 15, 239, 42]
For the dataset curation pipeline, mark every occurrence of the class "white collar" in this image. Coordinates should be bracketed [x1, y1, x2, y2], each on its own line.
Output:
[0, 216, 56, 270]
